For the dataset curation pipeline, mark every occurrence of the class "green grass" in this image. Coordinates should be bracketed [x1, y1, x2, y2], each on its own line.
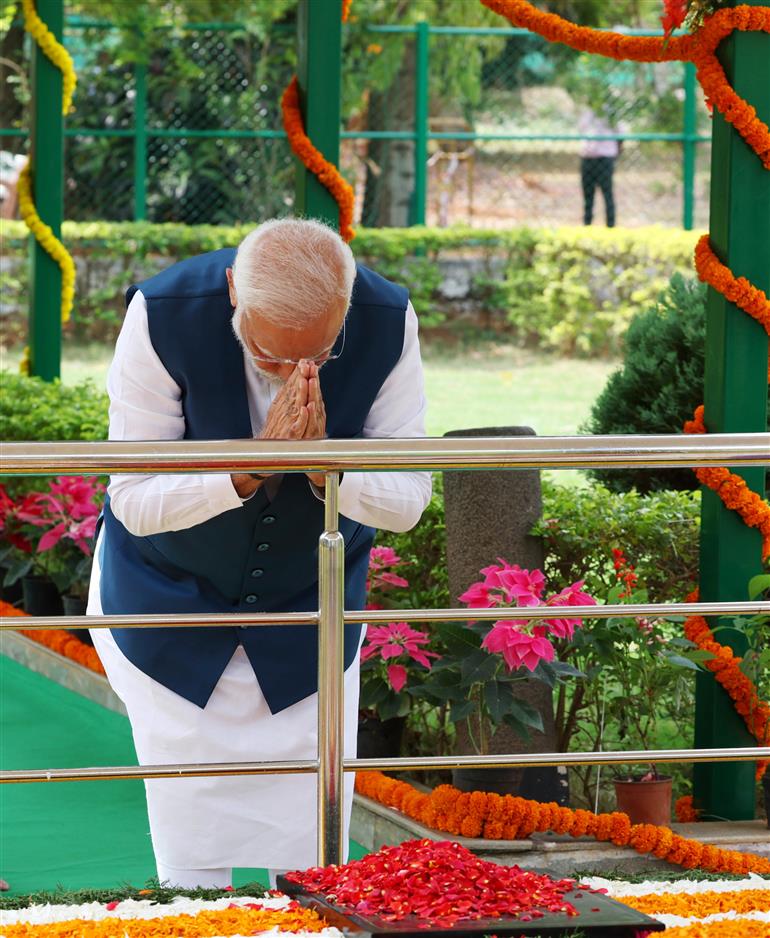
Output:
[421, 341, 617, 438]
[1, 338, 619, 441]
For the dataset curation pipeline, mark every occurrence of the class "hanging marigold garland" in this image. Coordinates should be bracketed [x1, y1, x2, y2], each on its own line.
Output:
[355, 771, 770, 875]
[281, 77, 355, 243]
[683, 589, 769, 780]
[19, 0, 77, 327]
[0, 599, 105, 675]
[280, 0, 355, 242]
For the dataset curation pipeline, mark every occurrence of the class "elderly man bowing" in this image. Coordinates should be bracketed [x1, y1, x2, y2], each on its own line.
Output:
[87, 218, 431, 889]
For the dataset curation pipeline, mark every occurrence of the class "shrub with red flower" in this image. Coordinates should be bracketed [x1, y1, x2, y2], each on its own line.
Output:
[360, 546, 441, 721]
[0, 477, 105, 598]
[412, 559, 596, 752]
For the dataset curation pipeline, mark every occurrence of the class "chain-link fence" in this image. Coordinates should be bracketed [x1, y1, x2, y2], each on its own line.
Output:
[0, 19, 711, 229]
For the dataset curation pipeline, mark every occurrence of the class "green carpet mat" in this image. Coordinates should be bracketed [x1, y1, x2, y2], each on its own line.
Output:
[0, 654, 366, 897]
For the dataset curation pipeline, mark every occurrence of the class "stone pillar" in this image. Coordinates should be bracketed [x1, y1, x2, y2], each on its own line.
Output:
[442, 427, 568, 804]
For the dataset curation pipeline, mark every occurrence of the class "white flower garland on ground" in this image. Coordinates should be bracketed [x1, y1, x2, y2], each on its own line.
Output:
[581, 875, 770, 932]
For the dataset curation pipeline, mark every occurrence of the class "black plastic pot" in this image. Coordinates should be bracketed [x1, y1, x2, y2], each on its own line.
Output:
[763, 770, 770, 830]
[21, 575, 63, 617]
[357, 715, 406, 760]
[62, 594, 93, 645]
[451, 765, 569, 804]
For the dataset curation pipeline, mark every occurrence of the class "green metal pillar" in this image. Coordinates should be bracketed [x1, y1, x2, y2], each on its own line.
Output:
[682, 61, 697, 231]
[28, 0, 64, 381]
[294, 0, 343, 227]
[409, 21, 429, 226]
[134, 59, 148, 221]
[693, 0, 770, 820]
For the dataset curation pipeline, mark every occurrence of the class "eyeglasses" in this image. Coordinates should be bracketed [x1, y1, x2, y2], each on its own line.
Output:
[247, 320, 346, 368]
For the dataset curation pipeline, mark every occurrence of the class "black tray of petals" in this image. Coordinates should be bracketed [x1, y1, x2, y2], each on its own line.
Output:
[276, 876, 665, 937]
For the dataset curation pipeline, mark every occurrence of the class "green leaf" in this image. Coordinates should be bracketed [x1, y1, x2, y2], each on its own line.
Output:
[748, 574, 770, 600]
[4, 555, 33, 587]
[663, 653, 701, 671]
[505, 699, 545, 733]
[449, 699, 477, 723]
[460, 649, 499, 685]
[483, 680, 513, 725]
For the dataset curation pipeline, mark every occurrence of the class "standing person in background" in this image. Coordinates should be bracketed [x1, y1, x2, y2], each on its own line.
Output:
[578, 106, 621, 228]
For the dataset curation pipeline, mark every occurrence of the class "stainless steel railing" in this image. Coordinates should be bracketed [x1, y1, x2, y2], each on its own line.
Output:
[1, 433, 769, 866]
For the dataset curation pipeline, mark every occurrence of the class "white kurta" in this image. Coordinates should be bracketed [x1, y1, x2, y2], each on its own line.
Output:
[87, 289, 430, 870]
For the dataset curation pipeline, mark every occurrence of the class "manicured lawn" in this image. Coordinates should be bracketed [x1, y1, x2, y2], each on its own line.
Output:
[421, 342, 617, 439]
[3, 340, 619, 443]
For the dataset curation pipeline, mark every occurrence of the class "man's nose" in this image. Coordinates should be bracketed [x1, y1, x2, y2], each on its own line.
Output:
[276, 363, 296, 382]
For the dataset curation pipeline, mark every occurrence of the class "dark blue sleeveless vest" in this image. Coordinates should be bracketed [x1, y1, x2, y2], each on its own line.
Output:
[100, 248, 407, 713]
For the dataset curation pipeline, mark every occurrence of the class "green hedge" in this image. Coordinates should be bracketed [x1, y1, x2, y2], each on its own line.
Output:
[1, 221, 700, 354]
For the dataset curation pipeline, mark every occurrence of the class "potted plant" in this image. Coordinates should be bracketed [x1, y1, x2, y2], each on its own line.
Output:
[358, 546, 441, 758]
[0, 477, 104, 629]
[613, 763, 673, 826]
[411, 558, 594, 793]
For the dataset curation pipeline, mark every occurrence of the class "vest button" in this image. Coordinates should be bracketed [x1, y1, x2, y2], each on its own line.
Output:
[250, 568, 264, 578]
[244, 594, 259, 604]
[262, 514, 276, 525]
[257, 542, 270, 552]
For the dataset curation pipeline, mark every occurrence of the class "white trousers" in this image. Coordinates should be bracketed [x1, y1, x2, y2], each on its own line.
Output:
[91, 628, 361, 872]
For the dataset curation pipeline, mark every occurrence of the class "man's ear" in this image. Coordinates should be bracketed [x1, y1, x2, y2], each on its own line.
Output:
[225, 267, 237, 308]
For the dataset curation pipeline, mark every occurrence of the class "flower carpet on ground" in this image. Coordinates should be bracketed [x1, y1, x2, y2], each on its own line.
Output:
[581, 874, 770, 935]
[0, 894, 344, 937]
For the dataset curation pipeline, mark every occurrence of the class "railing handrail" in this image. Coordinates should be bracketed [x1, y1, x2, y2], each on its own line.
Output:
[1, 431, 768, 475]
[4, 599, 768, 633]
[3, 746, 767, 785]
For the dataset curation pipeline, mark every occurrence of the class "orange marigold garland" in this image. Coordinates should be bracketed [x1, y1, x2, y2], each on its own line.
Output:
[479, 1, 770, 168]
[683, 589, 769, 780]
[0, 599, 105, 675]
[356, 770, 770, 875]
[280, 0, 355, 243]
[281, 76, 355, 243]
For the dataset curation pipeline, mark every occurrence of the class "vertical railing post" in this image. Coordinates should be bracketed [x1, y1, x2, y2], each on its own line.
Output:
[28, 0, 64, 381]
[682, 61, 697, 231]
[133, 55, 148, 221]
[409, 21, 429, 226]
[317, 471, 345, 866]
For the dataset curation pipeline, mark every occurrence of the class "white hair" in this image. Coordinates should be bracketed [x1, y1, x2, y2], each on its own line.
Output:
[231, 218, 356, 334]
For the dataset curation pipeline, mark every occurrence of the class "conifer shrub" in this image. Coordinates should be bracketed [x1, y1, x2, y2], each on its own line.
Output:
[583, 274, 707, 493]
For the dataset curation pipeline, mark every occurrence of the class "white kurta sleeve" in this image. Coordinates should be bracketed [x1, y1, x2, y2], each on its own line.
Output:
[106, 290, 245, 536]
[337, 301, 432, 533]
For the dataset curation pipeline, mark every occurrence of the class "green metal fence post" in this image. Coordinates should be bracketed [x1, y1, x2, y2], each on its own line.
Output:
[682, 61, 697, 231]
[28, 0, 64, 381]
[294, 0, 342, 227]
[693, 0, 770, 820]
[133, 58, 148, 221]
[409, 21, 429, 226]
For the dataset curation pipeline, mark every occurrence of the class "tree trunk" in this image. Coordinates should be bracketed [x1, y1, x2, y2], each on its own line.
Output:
[361, 39, 416, 227]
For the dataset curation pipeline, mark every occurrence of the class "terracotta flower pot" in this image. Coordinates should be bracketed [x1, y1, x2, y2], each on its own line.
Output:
[614, 775, 672, 826]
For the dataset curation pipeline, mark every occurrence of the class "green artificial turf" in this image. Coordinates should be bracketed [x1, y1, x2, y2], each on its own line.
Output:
[0, 655, 367, 897]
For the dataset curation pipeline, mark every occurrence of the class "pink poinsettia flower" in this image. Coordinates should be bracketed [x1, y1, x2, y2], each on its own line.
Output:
[360, 622, 440, 670]
[457, 581, 499, 609]
[367, 545, 410, 593]
[542, 580, 597, 639]
[386, 663, 408, 693]
[377, 570, 410, 589]
[369, 546, 402, 571]
[482, 621, 555, 673]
